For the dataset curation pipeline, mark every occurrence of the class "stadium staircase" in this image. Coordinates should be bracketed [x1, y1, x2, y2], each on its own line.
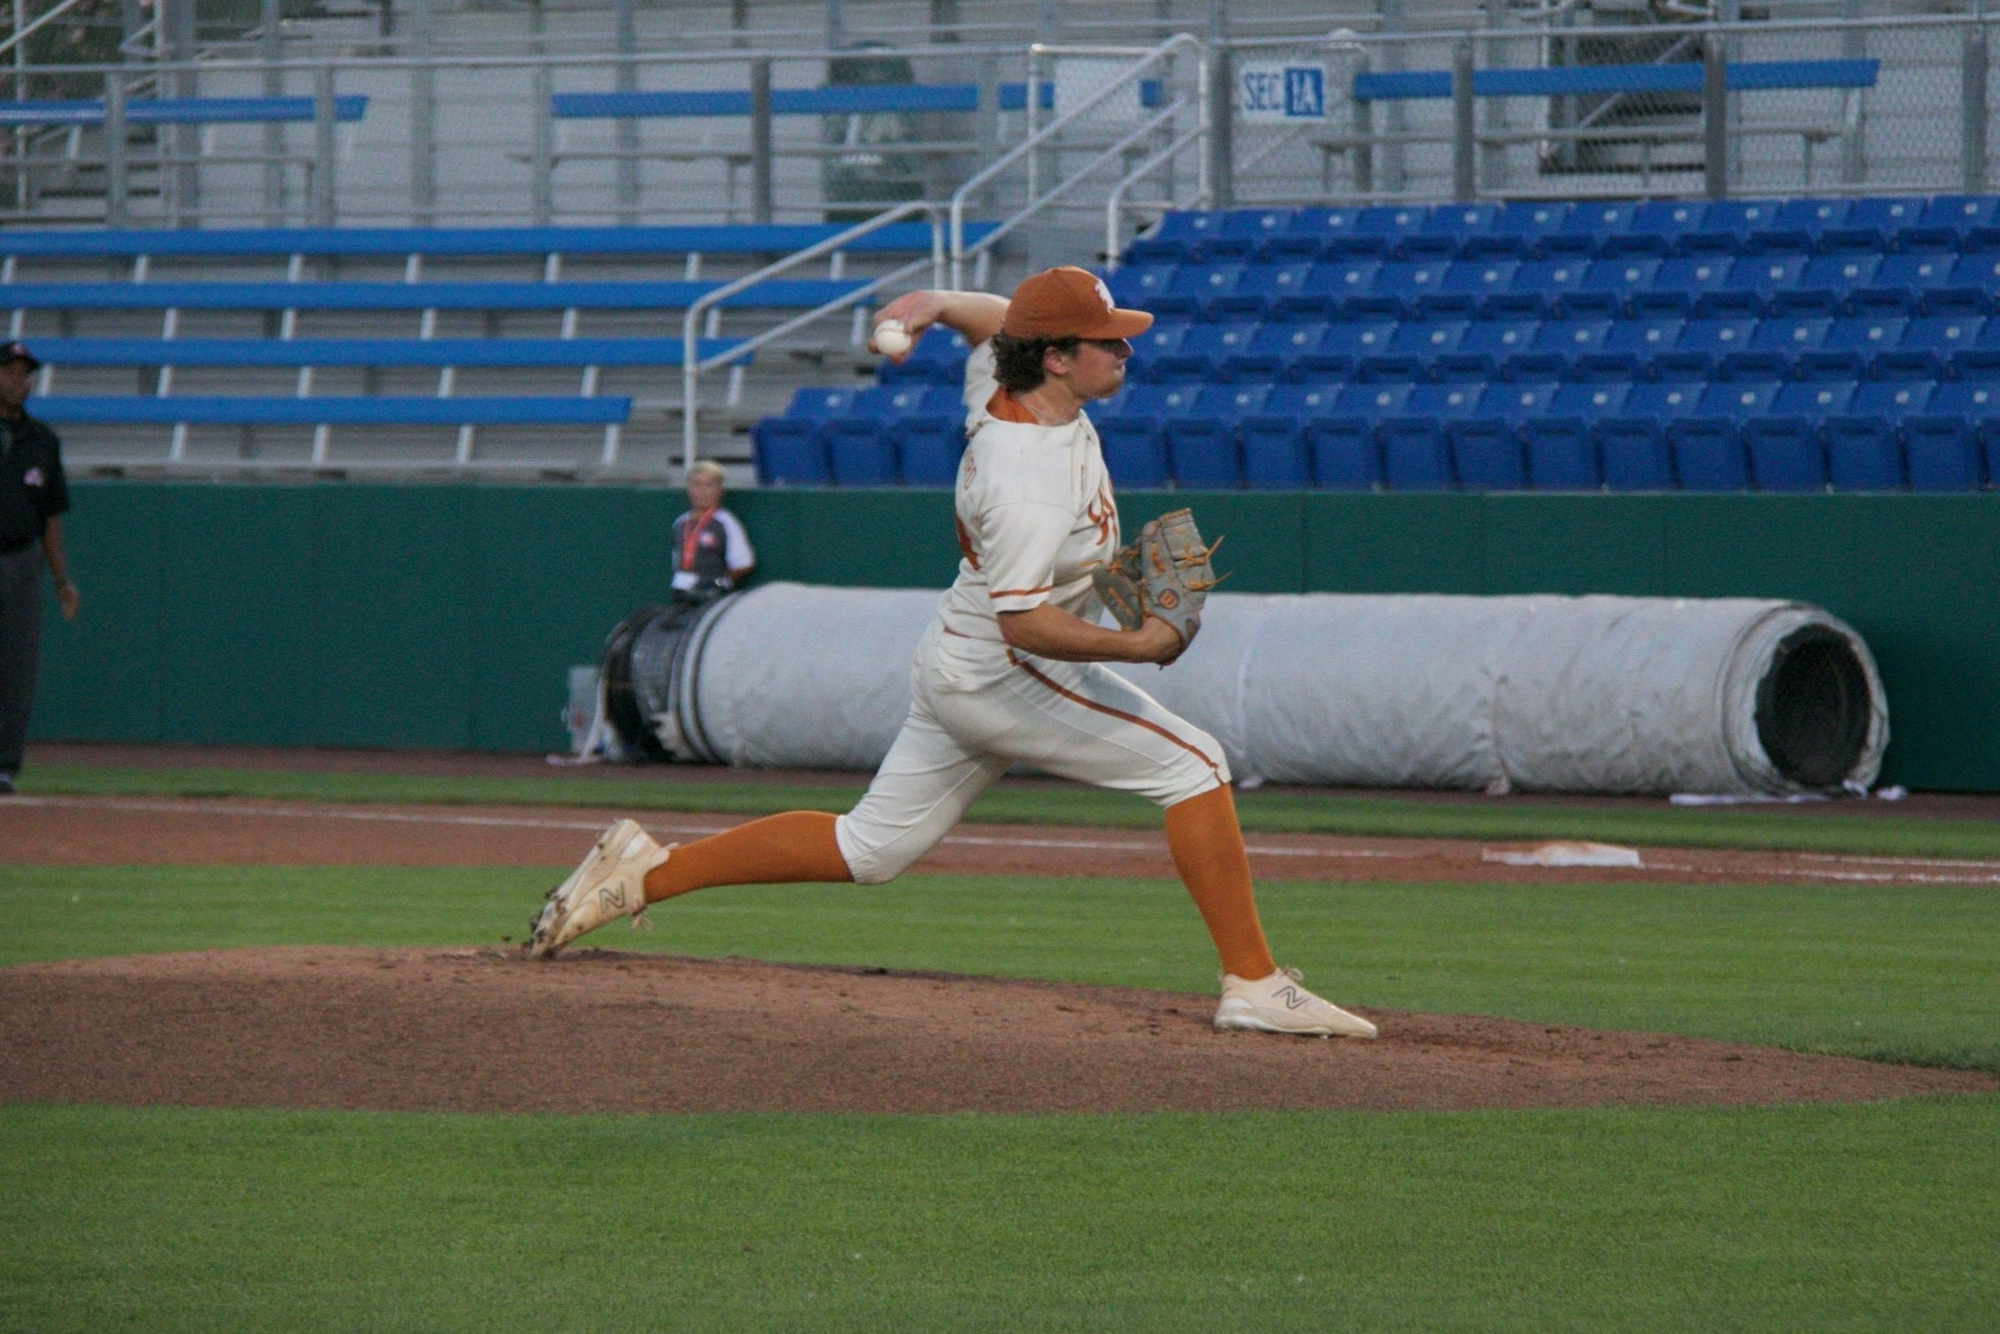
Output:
[755, 196, 2000, 493]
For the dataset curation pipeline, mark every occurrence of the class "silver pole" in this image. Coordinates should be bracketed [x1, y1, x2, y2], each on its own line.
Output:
[1451, 38, 1475, 203]
[614, 0, 637, 223]
[409, 0, 436, 225]
[313, 65, 337, 227]
[261, 0, 284, 225]
[1703, 33, 1728, 201]
[531, 61, 553, 226]
[1352, 53, 1374, 199]
[1207, 1, 1232, 209]
[1966, 25, 1990, 194]
[750, 56, 773, 224]
[104, 72, 128, 228]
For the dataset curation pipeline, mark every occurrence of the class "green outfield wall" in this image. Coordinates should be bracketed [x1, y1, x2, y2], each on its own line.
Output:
[28, 482, 2000, 790]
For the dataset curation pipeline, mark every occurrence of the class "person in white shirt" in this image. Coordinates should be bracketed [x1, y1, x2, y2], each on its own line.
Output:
[531, 267, 1376, 1040]
[670, 460, 755, 601]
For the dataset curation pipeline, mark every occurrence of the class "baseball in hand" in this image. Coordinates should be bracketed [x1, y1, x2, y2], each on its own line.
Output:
[873, 319, 913, 356]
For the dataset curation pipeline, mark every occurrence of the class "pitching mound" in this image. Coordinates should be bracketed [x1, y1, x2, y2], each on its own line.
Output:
[3, 948, 1990, 1115]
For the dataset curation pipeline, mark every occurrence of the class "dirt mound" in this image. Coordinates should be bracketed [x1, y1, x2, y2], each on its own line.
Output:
[3, 948, 1989, 1115]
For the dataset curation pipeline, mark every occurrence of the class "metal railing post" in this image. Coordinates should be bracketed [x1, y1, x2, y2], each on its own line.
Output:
[1451, 38, 1476, 203]
[1208, 42, 1234, 209]
[260, 0, 284, 225]
[614, 0, 638, 223]
[531, 62, 554, 226]
[1966, 25, 1990, 194]
[103, 73, 128, 229]
[750, 56, 773, 224]
[409, 0, 437, 225]
[1703, 33, 1728, 201]
[1352, 55, 1374, 198]
[313, 65, 338, 227]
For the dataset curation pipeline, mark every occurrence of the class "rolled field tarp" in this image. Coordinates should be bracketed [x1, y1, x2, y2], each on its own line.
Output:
[607, 583, 1887, 796]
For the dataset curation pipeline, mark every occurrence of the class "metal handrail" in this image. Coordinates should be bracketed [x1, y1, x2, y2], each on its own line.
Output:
[680, 198, 944, 470]
[1103, 122, 1209, 272]
[949, 32, 1204, 288]
[0, 0, 95, 61]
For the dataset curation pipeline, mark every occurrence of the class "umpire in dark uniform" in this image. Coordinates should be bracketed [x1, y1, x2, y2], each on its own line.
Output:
[0, 342, 79, 794]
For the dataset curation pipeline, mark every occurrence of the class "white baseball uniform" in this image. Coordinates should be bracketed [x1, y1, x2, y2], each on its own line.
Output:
[834, 341, 1230, 885]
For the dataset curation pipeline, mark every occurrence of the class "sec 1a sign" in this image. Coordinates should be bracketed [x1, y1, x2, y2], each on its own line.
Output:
[1238, 62, 1329, 122]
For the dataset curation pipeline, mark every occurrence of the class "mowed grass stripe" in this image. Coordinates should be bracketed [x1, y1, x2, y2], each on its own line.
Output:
[20, 762, 2000, 858]
[2, 1100, 1995, 1334]
[6, 865, 1996, 1071]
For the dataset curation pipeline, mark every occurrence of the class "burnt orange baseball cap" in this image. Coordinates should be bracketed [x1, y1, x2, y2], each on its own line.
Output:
[1002, 266, 1153, 340]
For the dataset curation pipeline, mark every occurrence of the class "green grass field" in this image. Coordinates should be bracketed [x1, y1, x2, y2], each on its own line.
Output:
[24, 761, 2000, 858]
[6, 801, 1999, 1329]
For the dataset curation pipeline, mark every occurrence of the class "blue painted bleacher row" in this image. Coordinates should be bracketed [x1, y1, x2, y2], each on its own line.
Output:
[0, 96, 368, 126]
[34, 396, 632, 427]
[4, 279, 864, 311]
[752, 197, 2000, 491]
[25, 337, 744, 368]
[0, 223, 987, 260]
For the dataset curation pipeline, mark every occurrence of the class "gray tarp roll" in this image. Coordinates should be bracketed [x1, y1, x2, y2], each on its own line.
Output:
[645, 583, 1887, 796]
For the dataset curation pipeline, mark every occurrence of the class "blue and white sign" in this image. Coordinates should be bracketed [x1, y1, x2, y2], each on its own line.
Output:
[1238, 62, 1329, 122]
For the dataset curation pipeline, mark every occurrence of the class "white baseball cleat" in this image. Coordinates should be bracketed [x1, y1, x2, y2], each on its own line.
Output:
[1214, 967, 1378, 1039]
[528, 819, 672, 958]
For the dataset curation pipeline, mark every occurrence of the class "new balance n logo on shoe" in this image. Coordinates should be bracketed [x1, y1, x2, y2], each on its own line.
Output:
[597, 885, 630, 912]
[1273, 985, 1311, 1011]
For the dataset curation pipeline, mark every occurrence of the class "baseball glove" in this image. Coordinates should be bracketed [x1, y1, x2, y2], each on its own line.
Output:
[1091, 508, 1221, 651]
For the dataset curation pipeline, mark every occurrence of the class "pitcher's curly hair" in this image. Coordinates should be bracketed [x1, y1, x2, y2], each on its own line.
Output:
[991, 332, 1080, 393]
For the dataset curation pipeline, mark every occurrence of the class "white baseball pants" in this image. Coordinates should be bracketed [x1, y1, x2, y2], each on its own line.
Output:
[834, 622, 1229, 884]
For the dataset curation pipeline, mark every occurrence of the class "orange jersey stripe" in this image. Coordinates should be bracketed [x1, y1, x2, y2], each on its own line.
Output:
[1007, 651, 1220, 773]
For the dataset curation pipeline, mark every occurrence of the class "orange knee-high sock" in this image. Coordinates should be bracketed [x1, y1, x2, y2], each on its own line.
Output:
[642, 810, 853, 903]
[1163, 785, 1278, 981]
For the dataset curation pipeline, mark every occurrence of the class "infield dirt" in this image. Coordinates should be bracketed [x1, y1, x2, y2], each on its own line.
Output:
[5, 946, 1992, 1115]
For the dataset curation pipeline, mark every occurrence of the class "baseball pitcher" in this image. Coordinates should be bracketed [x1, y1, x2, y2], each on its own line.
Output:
[530, 266, 1375, 1039]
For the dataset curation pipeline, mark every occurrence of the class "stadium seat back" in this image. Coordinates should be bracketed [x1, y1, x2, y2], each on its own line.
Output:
[1461, 320, 1541, 355]
[1524, 418, 1601, 488]
[1449, 419, 1527, 489]
[1389, 321, 1468, 355]
[1623, 381, 1705, 417]
[1903, 416, 1983, 490]
[1676, 318, 1759, 354]
[1242, 420, 1311, 488]
[892, 416, 965, 486]
[1305, 418, 1380, 489]
[1824, 416, 1905, 490]
[1852, 381, 1935, 415]
[1165, 417, 1243, 487]
[1596, 418, 1675, 490]
[1333, 382, 1415, 415]
[1478, 382, 1561, 418]
[786, 386, 860, 418]
[1750, 316, 1832, 352]
[1407, 383, 1485, 417]
[752, 417, 829, 485]
[1699, 381, 1783, 417]
[1552, 382, 1632, 416]
[823, 418, 898, 485]
[1773, 381, 1857, 415]
[1825, 316, 1907, 352]
[1379, 417, 1453, 489]
[1668, 418, 1749, 490]
[1263, 383, 1344, 418]
[1098, 418, 1169, 487]
[1743, 417, 1828, 491]
[1604, 319, 1685, 355]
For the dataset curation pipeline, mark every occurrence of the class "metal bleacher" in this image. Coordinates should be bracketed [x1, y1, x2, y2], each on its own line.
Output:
[757, 196, 2000, 493]
[9, 222, 993, 476]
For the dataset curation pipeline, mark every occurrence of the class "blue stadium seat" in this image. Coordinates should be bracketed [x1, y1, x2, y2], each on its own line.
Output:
[1642, 257, 1732, 315]
[1573, 259, 1660, 316]
[1669, 418, 1749, 490]
[1424, 203, 1502, 244]
[1921, 194, 2000, 229]
[1826, 315, 1907, 354]
[1502, 350, 1575, 382]
[1724, 254, 1811, 304]
[1305, 418, 1380, 489]
[1676, 317, 1760, 356]
[1223, 208, 1297, 245]
[1524, 418, 1601, 489]
[1118, 383, 1202, 427]
[1228, 320, 1320, 379]
[1534, 319, 1615, 356]
[1871, 349, 1946, 381]
[1563, 200, 1640, 244]
[786, 386, 862, 417]
[1490, 201, 1573, 249]
[1743, 417, 1827, 491]
[1629, 200, 1709, 246]
[823, 418, 898, 485]
[893, 416, 964, 486]
[1130, 211, 1226, 262]
[1196, 384, 1274, 419]
[1151, 262, 1246, 317]
[1507, 259, 1591, 314]
[1356, 205, 1431, 241]
[1699, 382, 1784, 417]
[1929, 379, 2000, 415]
[752, 417, 828, 485]
[1260, 383, 1344, 419]
[1774, 381, 1857, 415]
[1379, 418, 1453, 489]
[1318, 321, 1399, 360]
[1356, 353, 1427, 384]
[1604, 319, 1685, 358]
[1449, 418, 1526, 489]
[1750, 316, 1832, 353]
[1903, 416, 1983, 490]
[1824, 417, 1904, 490]
[1098, 418, 1168, 487]
[1365, 260, 1452, 315]
[1716, 349, 1791, 382]
[1214, 261, 1315, 319]
[1334, 383, 1415, 415]
[1179, 322, 1263, 379]
[1774, 197, 1850, 233]
[1271, 260, 1379, 319]
[1478, 382, 1561, 418]
[1389, 321, 1468, 355]
[1906, 315, 1987, 354]
[1460, 320, 1541, 358]
[1435, 258, 1518, 304]
[1128, 321, 1198, 381]
[852, 384, 934, 419]
[1852, 381, 1935, 415]
[1107, 262, 1176, 309]
[1948, 348, 2000, 380]
[1845, 197, 1926, 233]
[1165, 416, 1242, 487]
[1242, 419, 1311, 488]
[1551, 382, 1632, 416]
[1275, 207, 1362, 259]
[1596, 418, 1674, 490]
[1623, 381, 1704, 417]
[1651, 349, 1717, 381]
[1394, 382, 1475, 417]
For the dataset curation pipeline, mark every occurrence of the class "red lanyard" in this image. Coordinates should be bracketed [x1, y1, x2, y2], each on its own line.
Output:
[680, 507, 718, 571]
